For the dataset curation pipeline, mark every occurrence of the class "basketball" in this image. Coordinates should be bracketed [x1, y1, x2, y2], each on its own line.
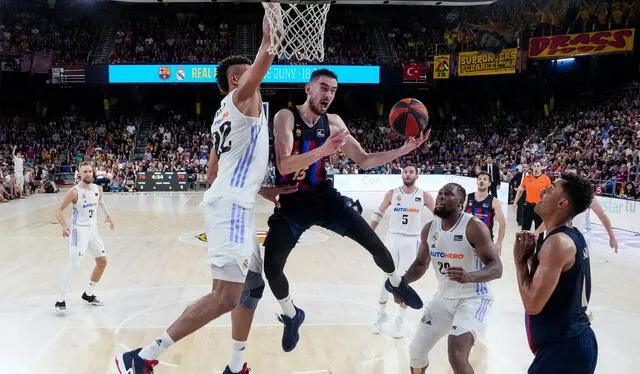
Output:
[388, 98, 429, 138]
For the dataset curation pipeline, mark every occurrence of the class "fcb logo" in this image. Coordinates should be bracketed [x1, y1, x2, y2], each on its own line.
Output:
[296, 129, 302, 137]
[158, 67, 171, 80]
[176, 67, 186, 81]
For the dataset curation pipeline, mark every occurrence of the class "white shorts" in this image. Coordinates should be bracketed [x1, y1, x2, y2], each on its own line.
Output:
[70, 225, 106, 258]
[385, 232, 420, 274]
[15, 174, 24, 189]
[204, 198, 256, 283]
[409, 295, 493, 369]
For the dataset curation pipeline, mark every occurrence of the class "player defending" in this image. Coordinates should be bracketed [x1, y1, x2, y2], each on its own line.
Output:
[116, 11, 277, 374]
[403, 183, 503, 374]
[263, 68, 430, 352]
[54, 162, 114, 315]
[464, 171, 506, 255]
[370, 164, 435, 338]
[514, 173, 597, 373]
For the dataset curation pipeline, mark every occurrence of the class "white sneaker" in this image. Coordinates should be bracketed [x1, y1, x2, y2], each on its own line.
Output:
[54, 301, 67, 316]
[586, 306, 594, 321]
[372, 312, 388, 334]
[392, 317, 404, 339]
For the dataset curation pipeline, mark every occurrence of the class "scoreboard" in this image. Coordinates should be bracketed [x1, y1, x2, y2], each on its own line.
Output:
[136, 171, 188, 191]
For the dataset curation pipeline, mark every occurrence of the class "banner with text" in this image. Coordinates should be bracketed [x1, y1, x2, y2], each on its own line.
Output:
[528, 29, 635, 59]
[457, 48, 517, 76]
[433, 55, 451, 79]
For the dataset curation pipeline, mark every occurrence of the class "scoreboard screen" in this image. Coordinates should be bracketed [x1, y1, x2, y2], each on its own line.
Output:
[136, 171, 188, 191]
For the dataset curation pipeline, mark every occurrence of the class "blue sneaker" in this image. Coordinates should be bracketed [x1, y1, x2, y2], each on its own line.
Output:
[115, 348, 158, 374]
[385, 277, 423, 309]
[277, 305, 306, 352]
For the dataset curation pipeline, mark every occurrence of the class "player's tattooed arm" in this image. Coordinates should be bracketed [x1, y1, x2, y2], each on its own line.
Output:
[404, 222, 433, 283]
[449, 218, 503, 283]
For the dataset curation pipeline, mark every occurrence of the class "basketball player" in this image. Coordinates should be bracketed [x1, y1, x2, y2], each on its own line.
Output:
[263, 68, 429, 352]
[403, 183, 503, 374]
[116, 12, 278, 374]
[54, 162, 114, 315]
[514, 173, 597, 374]
[464, 171, 506, 255]
[370, 164, 435, 338]
[12, 145, 24, 198]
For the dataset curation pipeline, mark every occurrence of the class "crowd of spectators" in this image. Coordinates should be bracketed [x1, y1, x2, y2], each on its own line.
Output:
[2, 83, 640, 204]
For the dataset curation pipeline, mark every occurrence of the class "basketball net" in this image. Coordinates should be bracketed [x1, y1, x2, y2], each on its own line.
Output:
[262, 2, 331, 62]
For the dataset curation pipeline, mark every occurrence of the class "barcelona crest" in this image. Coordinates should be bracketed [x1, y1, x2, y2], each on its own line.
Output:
[158, 67, 171, 80]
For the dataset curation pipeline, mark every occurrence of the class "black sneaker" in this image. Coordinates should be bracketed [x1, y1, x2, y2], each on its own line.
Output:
[54, 301, 67, 315]
[277, 305, 306, 352]
[222, 363, 251, 374]
[82, 292, 103, 306]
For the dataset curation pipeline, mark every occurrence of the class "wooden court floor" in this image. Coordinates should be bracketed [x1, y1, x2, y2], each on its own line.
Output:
[0, 190, 639, 374]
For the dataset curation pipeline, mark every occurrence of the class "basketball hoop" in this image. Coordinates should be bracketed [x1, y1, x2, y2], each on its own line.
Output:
[262, 1, 331, 62]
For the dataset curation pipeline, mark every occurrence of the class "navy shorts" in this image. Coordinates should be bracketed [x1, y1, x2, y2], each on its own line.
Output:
[267, 181, 362, 241]
[528, 326, 598, 374]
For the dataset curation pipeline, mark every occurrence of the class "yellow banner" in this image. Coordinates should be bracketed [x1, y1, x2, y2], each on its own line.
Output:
[528, 29, 635, 59]
[457, 48, 518, 77]
[433, 55, 451, 79]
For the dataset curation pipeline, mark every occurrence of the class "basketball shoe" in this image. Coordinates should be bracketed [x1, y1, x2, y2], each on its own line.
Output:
[115, 348, 158, 374]
[223, 363, 250, 374]
[371, 311, 387, 334]
[385, 276, 423, 309]
[278, 304, 305, 352]
[54, 301, 67, 315]
[82, 292, 103, 306]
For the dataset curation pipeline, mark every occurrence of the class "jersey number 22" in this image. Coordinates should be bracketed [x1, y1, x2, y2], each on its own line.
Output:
[213, 121, 232, 158]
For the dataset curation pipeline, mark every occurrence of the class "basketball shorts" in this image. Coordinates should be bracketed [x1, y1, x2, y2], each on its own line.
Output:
[204, 198, 256, 283]
[528, 326, 597, 374]
[409, 295, 493, 368]
[70, 225, 106, 258]
[15, 173, 24, 189]
[266, 180, 362, 242]
[385, 233, 420, 274]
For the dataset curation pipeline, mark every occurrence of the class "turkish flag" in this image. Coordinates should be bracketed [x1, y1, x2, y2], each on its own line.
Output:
[403, 64, 423, 80]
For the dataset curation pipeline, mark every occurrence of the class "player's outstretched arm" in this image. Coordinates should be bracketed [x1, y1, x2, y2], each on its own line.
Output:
[234, 12, 276, 104]
[493, 197, 507, 255]
[514, 231, 576, 315]
[448, 218, 503, 283]
[273, 109, 343, 175]
[55, 188, 77, 237]
[424, 191, 435, 212]
[337, 113, 430, 169]
[404, 223, 433, 283]
[370, 189, 393, 231]
[590, 199, 619, 252]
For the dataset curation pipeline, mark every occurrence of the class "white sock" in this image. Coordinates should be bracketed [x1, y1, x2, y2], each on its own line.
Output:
[398, 306, 407, 321]
[387, 273, 402, 287]
[378, 302, 387, 315]
[139, 331, 174, 361]
[86, 281, 98, 296]
[229, 339, 246, 373]
[59, 261, 75, 301]
[278, 295, 296, 318]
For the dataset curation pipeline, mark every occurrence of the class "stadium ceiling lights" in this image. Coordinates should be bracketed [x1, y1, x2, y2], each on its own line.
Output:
[111, 0, 497, 6]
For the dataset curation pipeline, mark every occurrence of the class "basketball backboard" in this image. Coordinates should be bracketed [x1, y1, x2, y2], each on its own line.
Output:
[113, 0, 497, 6]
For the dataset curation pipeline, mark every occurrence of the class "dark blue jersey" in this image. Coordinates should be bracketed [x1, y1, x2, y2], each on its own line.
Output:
[275, 107, 329, 192]
[526, 226, 592, 353]
[465, 193, 495, 239]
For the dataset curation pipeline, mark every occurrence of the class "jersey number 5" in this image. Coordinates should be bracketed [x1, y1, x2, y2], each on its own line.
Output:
[293, 168, 307, 181]
[213, 121, 232, 158]
[402, 214, 408, 224]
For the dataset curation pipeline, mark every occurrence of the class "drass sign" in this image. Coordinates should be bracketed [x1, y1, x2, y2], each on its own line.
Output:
[108, 64, 380, 84]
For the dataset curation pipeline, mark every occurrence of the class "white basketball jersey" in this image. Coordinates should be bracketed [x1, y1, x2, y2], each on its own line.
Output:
[427, 213, 490, 299]
[388, 187, 425, 236]
[13, 156, 23, 173]
[571, 209, 590, 235]
[71, 184, 100, 227]
[203, 89, 269, 208]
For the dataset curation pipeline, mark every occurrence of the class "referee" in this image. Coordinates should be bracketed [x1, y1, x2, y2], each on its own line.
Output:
[513, 161, 551, 231]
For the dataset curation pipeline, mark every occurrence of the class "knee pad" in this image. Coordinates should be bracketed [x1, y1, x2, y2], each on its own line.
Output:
[239, 270, 265, 311]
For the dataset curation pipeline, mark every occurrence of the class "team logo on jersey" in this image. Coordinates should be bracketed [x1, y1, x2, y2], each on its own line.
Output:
[82, 193, 86, 198]
[158, 67, 171, 80]
[296, 129, 302, 137]
[432, 232, 439, 241]
[396, 195, 403, 201]
[176, 67, 186, 81]
[415, 197, 422, 202]
[316, 129, 326, 137]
